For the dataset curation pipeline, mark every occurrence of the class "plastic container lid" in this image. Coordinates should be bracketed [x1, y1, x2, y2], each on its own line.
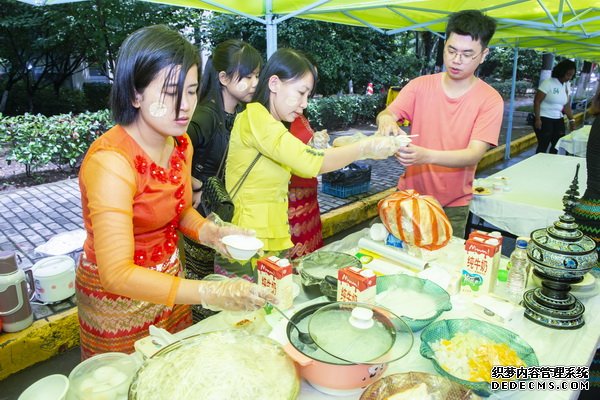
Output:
[308, 302, 413, 364]
[297, 251, 361, 286]
[32, 255, 75, 278]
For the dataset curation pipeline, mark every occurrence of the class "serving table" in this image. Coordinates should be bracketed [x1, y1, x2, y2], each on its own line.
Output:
[556, 125, 591, 157]
[293, 231, 599, 400]
[469, 153, 587, 238]
[132, 229, 598, 400]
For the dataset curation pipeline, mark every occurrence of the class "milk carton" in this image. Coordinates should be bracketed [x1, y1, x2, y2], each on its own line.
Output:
[337, 267, 377, 304]
[257, 256, 293, 309]
[469, 230, 503, 252]
[461, 236, 499, 295]
[468, 231, 502, 282]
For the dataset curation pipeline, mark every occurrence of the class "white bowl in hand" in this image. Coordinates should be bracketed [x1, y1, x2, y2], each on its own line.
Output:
[222, 235, 264, 260]
[395, 135, 412, 147]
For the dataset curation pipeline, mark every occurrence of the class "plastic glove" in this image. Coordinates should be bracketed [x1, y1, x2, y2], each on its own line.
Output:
[359, 135, 408, 160]
[198, 277, 277, 311]
[375, 113, 401, 136]
[332, 132, 366, 147]
[198, 213, 256, 258]
[310, 129, 330, 149]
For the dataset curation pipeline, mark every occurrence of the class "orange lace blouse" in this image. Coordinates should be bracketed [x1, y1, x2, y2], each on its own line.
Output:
[79, 125, 205, 306]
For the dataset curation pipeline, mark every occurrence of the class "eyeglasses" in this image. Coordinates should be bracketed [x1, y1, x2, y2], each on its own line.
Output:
[444, 46, 482, 63]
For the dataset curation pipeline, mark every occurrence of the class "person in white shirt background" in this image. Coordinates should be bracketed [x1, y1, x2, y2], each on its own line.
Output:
[533, 59, 577, 153]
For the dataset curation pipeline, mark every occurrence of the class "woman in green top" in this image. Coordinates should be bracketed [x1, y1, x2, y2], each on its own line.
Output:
[215, 48, 405, 280]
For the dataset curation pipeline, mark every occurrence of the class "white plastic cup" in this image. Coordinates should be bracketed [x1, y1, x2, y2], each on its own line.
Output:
[18, 374, 69, 400]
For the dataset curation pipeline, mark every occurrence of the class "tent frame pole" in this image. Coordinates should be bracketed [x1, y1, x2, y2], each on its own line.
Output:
[504, 46, 519, 160]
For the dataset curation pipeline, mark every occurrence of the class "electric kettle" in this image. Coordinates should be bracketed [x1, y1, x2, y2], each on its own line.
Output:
[0, 251, 34, 332]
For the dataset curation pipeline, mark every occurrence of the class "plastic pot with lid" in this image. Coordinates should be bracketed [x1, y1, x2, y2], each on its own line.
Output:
[283, 301, 413, 396]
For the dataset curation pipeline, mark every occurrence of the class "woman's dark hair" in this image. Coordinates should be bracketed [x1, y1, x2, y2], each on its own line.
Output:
[198, 39, 262, 120]
[446, 9, 497, 48]
[252, 48, 318, 109]
[551, 59, 577, 80]
[110, 25, 200, 125]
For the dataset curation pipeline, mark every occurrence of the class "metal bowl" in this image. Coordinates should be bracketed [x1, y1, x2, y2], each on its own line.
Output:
[296, 251, 361, 298]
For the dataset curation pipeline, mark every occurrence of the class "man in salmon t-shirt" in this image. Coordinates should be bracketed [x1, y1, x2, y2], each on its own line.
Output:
[376, 9, 503, 238]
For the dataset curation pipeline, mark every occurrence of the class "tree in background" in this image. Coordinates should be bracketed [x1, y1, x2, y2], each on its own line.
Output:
[479, 47, 544, 86]
[202, 14, 422, 96]
[0, 0, 202, 114]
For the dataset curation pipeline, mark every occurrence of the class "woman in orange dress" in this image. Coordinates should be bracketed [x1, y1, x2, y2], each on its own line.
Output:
[75, 25, 274, 359]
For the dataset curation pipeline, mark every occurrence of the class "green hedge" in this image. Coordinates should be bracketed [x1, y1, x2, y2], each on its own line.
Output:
[3, 82, 89, 116]
[0, 93, 384, 177]
[83, 82, 112, 112]
[0, 110, 113, 176]
[306, 93, 386, 130]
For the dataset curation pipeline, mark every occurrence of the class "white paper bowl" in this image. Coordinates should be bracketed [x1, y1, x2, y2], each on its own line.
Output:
[397, 135, 412, 147]
[222, 235, 264, 260]
[19, 374, 69, 400]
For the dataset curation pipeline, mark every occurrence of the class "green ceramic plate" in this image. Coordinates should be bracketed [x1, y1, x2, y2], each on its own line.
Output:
[376, 274, 452, 331]
[420, 318, 539, 397]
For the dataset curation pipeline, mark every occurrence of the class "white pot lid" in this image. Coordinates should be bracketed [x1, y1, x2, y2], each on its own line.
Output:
[33, 255, 75, 277]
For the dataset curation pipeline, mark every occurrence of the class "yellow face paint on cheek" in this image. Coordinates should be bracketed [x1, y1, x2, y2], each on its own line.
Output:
[285, 96, 299, 107]
[236, 81, 248, 92]
[149, 102, 167, 118]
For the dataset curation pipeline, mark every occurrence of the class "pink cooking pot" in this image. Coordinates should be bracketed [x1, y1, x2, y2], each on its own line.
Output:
[283, 302, 413, 396]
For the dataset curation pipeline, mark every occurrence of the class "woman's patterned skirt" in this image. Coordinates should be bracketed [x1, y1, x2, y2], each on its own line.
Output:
[76, 251, 192, 359]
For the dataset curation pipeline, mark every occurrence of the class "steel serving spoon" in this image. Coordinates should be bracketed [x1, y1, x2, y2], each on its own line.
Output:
[268, 302, 315, 346]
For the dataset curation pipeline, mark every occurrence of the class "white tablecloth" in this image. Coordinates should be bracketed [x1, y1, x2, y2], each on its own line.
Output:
[134, 229, 599, 400]
[296, 234, 600, 400]
[299, 289, 600, 400]
[556, 125, 591, 157]
[470, 153, 588, 238]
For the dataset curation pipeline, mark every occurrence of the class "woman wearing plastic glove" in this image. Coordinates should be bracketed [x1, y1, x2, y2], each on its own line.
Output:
[215, 48, 403, 280]
[76, 25, 275, 359]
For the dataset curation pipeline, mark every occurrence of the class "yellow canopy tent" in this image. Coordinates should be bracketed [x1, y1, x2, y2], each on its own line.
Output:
[134, 0, 600, 60]
[18, 0, 600, 157]
[20, 1, 600, 59]
[114, 0, 600, 158]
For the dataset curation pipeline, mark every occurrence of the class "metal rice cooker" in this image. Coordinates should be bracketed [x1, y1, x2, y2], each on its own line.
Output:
[129, 330, 299, 400]
[31, 255, 75, 303]
[296, 251, 361, 298]
[282, 301, 413, 396]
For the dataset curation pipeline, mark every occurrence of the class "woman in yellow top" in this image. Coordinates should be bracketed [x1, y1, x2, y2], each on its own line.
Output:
[216, 48, 404, 280]
[76, 25, 274, 359]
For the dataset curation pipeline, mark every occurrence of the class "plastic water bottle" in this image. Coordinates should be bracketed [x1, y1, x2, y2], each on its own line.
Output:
[507, 238, 530, 304]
